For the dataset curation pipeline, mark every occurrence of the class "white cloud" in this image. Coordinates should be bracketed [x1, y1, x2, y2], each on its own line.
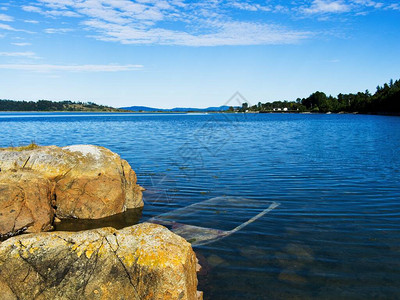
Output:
[0, 23, 35, 33]
[274, 5, 289, 13]
[0, 13, 13, 22]
[351, 0, 383, 9]
[22, 6, 42, 13]
[386, 3, 400, 10]
[0, 51, 37, 57]
[24, 20, 40, 24]
[44, 27, 73, 34]
[46, 9, 81, 17]
[0, 7, 8, 11]
[229, 1, 271, 12]
[22, 5, 80, 17]
[0, 63, 143, 72]
[21, 0, 311, 46]
[0, 23, 17, 31]
[21, 0, 398, 45]
[300, 0, 397, 15]
[83, 19, 311, 46]
[302, 0, 351, 14]
[11, 42, 32, 46]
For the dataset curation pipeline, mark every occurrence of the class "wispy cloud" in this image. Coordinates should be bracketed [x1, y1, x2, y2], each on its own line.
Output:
[21, 6, 42, 13]
[351, 0, 384, 9]
[24, 20, 40, 24]
[0, 23, 35, 33]
[0, 51, 37, 57]
[11, 42, 32, 46]
[83, 19, 311, 46]
[44, 28, 73, 34]
[386, 3, 400, 10]
[300, 0, 397, 15]
[0, 13, 13, 22]
[22, 5, 80, 17]
[229, 1, 272, 12]
[0, 63, 143, 72]
[21, 0, 311, 46]
[0, 23, 18, 31]
[15, 0, 400, 46]
[301, 0, 351, 14]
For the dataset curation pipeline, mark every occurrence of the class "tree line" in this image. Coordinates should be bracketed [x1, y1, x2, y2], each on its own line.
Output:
[0, 100, 123, 112]
[241, 78, 400, 114]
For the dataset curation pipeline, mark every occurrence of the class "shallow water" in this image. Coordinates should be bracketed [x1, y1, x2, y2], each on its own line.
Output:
[53, 208, 143, 232]
[1, 112, 400, 299]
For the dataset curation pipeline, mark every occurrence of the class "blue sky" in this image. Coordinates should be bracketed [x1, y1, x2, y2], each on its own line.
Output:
[0, 0, 399, 108]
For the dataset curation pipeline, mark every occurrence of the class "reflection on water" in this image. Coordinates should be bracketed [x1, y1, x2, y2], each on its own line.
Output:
[54, 208, 142, 232]
[1, 112, 400, 299]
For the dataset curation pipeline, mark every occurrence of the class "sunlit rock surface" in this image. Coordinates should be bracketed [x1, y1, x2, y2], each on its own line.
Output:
[0, 223, 202, 300]
[0, 144, 143, 224]
[0, 170, 53, 238]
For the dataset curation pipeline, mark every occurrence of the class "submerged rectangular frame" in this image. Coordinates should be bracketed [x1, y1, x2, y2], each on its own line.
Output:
[149, 197, 280, 246]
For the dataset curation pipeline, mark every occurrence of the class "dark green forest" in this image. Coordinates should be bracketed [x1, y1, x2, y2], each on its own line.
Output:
[1, 78, 399, 114]
[0, 100, 124, 112]
[243, 78, 400, 114]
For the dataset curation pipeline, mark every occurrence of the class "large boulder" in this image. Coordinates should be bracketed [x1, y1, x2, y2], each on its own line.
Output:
[0, 223, 202, 300]
[0, 144, 144, 220]
[0, 170, 53, 239]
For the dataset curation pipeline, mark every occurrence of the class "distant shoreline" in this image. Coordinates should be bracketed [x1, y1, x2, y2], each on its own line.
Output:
[0, 110, 188, 114]
[0, 110, 399, 116]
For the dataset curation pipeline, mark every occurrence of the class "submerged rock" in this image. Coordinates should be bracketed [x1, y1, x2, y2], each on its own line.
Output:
[239, 245, 267, 259]
[0, 223, 202, 300]
[206, 254, 228, 268]
[284, 243, 314, 263]
[0, 144, 144, 224]
[278, 270, 307, 285]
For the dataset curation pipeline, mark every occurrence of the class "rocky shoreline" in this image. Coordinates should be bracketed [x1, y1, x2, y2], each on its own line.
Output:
[0, 144, 144, 238]
[0, 144, 202, 299]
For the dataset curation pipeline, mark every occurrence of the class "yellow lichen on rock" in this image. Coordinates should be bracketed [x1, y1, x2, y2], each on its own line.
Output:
[0, 223, 202, 300]
[122, 252, 137, 268]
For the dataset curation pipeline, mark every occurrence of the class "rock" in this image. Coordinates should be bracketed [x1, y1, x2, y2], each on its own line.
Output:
[206, 254, 227, 268]
[196, 258, 202, 272]
[0, 223, 202, 300]
[194, 252, 211, 276]
[239, 245, 267, 259]
[278, 270, 307, 284]
[0, 144, 144, 220]
[274, 244, 314, 271]
[0, 170, 53, 239]
[284, 243, 314, 263]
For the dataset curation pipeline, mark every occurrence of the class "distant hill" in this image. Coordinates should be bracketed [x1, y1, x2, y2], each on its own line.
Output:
[0, 99, 125, 112]
[119, 106, 160, 112]
[0, 100, 236, 113]
[120, 105, 234, 112]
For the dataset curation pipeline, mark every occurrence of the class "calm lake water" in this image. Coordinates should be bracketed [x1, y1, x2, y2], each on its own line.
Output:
[1, 112, 400, 299]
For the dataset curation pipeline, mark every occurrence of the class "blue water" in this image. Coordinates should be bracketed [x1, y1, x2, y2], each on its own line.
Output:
[1, 112, 400, 299]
